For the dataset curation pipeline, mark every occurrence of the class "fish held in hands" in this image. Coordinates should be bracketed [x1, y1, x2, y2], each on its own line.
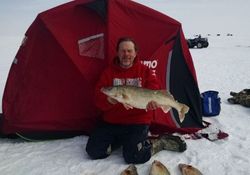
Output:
[101, 85, 189, 122]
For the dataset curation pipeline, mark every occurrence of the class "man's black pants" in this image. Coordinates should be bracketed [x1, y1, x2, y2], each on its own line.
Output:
[85, 122, 151, 164]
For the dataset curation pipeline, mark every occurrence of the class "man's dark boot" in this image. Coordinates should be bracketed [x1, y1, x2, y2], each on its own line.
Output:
[230, 91, 237, 96]
[151, 134, 187, 155]
[227, 97, 238, 104]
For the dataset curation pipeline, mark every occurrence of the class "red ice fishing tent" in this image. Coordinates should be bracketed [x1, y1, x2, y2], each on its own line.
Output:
[0, 0, 204, 139]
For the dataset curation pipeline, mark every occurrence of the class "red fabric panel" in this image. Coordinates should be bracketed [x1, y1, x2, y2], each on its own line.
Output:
[2, 2, 103, 134]
[107, 0, 180, 63]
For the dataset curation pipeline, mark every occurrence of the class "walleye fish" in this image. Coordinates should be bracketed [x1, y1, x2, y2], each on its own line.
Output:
[149, 160, 171, 175]
[120, 164, 138, 175]
[179, 164, 203, 175]
[101, 85, 189, 122]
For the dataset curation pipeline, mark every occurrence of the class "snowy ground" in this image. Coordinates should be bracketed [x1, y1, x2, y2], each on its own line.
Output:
[1, 1, 250, 175]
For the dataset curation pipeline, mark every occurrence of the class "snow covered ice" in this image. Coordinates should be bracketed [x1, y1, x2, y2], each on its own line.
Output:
[1, 0, 250, 174]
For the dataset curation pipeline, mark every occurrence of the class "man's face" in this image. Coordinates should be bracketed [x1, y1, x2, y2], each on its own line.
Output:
[117, 41, 137, 69]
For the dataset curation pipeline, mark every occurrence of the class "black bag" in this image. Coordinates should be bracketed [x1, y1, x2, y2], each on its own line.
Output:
[201, 91, 221, 116]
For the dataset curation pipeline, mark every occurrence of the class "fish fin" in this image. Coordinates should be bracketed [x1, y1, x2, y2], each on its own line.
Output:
[178, 104, 189, 123]
[123, 103, 133, 110]
[160, 105, 171, 113]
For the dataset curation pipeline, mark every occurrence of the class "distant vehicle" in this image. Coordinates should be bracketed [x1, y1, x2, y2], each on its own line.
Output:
[187, 35, 209, 48]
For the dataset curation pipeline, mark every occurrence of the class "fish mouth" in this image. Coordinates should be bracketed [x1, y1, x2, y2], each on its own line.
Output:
[100, 87, 107, 94]
[100, 87, 112, 95]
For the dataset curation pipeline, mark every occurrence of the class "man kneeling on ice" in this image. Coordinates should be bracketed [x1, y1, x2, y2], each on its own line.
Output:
[85, 37, 187, 164]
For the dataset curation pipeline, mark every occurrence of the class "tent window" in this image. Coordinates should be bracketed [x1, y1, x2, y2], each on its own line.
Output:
[78, 33, 104, 59]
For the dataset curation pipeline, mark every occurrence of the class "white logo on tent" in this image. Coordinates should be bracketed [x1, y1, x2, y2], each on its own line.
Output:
[141, 60, 158, 69]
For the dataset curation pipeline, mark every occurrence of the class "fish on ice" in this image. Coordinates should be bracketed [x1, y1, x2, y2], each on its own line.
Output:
[120, 164, 138, 175]
[179, 163, 203, 175]
[149, 160, 171, 175]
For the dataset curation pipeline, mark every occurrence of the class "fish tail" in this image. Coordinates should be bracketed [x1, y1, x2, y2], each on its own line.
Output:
[178, 104, 189, 122]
